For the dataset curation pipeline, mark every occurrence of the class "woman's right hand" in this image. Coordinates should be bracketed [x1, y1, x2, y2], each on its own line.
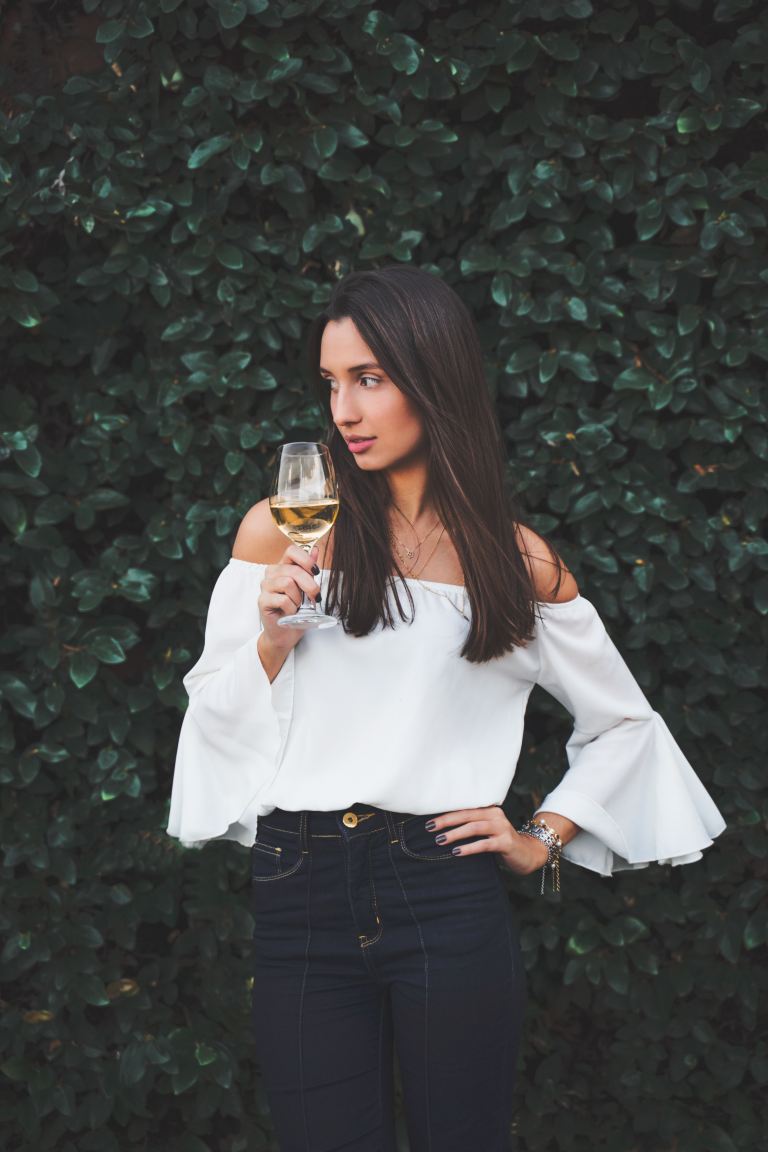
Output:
[258, 542, 323, 653]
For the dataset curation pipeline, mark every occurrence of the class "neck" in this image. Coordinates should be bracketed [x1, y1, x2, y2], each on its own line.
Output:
[385, 463, 435, 526]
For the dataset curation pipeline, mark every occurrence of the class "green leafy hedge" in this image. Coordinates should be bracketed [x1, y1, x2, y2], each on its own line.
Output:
[1, 0, 765, 1149]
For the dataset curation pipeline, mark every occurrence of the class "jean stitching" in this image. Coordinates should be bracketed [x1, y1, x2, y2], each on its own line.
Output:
[252, 841, 281, 854]
[342, 829, 357, 944]
[250, 851, 305, 883]
[398, 818, 456, 861]
[361, 835, 383, 948]
[384, 809, 399, 844]
[387, 837, 432, 1152]
[377, 989, 386, 1145]
[251, 842, 281, 875]
[497, 876, 516, 1147]
[260, 823, 385, 839]
[298, 832, 313, 1151]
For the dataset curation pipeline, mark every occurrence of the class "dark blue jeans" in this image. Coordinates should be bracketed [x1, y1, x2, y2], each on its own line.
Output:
[250, 802, 527, 1152]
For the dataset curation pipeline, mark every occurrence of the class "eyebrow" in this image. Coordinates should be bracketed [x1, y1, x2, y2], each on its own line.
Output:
[319, 362, 383, 374]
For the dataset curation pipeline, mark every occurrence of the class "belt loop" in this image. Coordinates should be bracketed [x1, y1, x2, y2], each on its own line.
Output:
[384, 809, 399, 845]
[300, 810, 309, 854]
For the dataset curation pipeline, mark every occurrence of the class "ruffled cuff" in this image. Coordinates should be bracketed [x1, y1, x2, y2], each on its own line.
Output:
[166, 636, 294, 849]
[534, 712, 727, 878]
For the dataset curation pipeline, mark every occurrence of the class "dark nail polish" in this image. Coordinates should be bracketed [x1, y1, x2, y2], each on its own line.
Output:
[435, 833, 447, 844]
[424, 820, 436, 831]
[316, 591, 322, 606]
[452, 847, 461, 855]
[311, 563, 320, 575]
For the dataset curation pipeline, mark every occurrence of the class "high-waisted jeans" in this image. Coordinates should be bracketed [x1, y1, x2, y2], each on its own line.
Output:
[249, 801, 528, 1152]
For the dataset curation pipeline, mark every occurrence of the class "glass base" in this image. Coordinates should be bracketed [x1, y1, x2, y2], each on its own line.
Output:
[278, 611, 339, 630]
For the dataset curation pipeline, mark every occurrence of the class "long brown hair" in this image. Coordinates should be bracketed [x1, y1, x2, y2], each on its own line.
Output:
[306, 265, 566, 663]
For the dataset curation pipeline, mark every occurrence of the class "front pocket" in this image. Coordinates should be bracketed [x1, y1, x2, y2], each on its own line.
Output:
[398, 815, 461, 862]
[250, 823, 306, 883]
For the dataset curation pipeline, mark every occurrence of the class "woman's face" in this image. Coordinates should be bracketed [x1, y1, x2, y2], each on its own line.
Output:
[320, 317, 426, 472]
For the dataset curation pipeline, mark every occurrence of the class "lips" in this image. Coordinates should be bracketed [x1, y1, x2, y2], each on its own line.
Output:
[346, 436, 376, 454]
[346, 436, 376, 443]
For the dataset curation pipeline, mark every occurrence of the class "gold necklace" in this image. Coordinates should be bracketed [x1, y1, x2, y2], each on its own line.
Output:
[390, 524, 443, 576]
[390, 526, 471, 622]
[409, 525, 446, 577]
[419, 582, 471, 623]
[389, 503, 442, 562]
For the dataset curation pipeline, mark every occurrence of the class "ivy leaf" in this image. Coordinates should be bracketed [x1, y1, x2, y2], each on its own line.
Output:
[12, 270, 38, 292]
[127, 13, 155, 37]
[74, 975, 110, 1006]
[90, 636, 127, 665]
[566, 925, 600, 954]
[565, 296, 588, 321]
[491, 273, 514, 307]
[387, 34, 422, 75]
[216, 0, 247, 29]
[614, 365, 656, 391]
[313, 127, 338, 158]
[195, 1042, 218, 1066]
[69, 653, 99, 689]
[583, 545, 619, 573]
[539, 350, 560, 383]
[96, 19, 126, 43]
[0, 675, 37, 719]
[604, 953, 630, 995]
[119, 1041, 147, 1085]
[337, 123, 369, 148]
[7, 298, 42, 327]
[253, 369, 277, 391]
[215, 244, 243, 270]
[677, 304, 704, 336]
[187, 135, 232, 169]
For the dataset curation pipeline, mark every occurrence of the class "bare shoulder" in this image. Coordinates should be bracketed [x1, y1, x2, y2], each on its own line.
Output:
[231, 498, 287, 564]
[514, 522, 579, 604]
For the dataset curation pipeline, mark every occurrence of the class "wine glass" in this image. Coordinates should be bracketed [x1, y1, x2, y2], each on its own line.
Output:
[269, 442, 340, 630]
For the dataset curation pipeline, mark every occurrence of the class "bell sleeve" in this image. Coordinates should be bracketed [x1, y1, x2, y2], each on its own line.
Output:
[529, 595, 727, 877]
[165, 558, 295, 850]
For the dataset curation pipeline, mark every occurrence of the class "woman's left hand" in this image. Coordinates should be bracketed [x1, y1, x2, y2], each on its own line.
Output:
[426, 805, 549, 877]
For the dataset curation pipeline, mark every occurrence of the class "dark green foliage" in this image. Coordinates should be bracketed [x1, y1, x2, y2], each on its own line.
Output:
[1, 0, 765, 1149]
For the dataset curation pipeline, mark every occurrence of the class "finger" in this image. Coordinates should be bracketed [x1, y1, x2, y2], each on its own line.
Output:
[426, 806, 504, 832]
[283, 542, 320, 573]
[433, 822, 497, 847]
[261, 590, 301, 615]
[274, 570, 322, 601]
[276, 561, 322, 598]
[448, 838, 498, 856]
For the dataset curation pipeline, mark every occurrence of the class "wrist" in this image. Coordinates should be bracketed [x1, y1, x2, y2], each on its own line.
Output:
[257, 632, 293, 682]
[258, 631, 292, 657]
[515, 816, 564, 893]
[526, 836, 550, 873]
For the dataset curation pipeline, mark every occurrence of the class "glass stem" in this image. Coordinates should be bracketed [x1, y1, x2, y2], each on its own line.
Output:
[300, 543, 316, 613]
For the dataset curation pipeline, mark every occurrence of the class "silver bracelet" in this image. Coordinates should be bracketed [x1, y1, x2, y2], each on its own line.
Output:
[517, 816, 563, 894]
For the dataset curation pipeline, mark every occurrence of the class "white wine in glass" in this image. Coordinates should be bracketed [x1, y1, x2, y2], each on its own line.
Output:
[269, 442, 340, 630]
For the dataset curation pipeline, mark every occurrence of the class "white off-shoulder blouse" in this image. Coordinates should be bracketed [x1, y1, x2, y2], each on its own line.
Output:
[165, 558, 727, 877]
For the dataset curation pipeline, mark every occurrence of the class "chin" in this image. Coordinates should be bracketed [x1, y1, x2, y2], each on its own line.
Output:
[351, 455, 383, 468]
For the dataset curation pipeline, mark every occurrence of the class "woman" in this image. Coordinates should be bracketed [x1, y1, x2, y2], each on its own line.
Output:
[166, 265, 726, 1152]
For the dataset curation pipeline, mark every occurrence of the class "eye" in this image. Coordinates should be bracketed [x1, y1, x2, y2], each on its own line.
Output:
[322, 375, 382, 391]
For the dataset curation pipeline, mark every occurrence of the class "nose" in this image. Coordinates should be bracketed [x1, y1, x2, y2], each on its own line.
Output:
[331, 382, 362, 428]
